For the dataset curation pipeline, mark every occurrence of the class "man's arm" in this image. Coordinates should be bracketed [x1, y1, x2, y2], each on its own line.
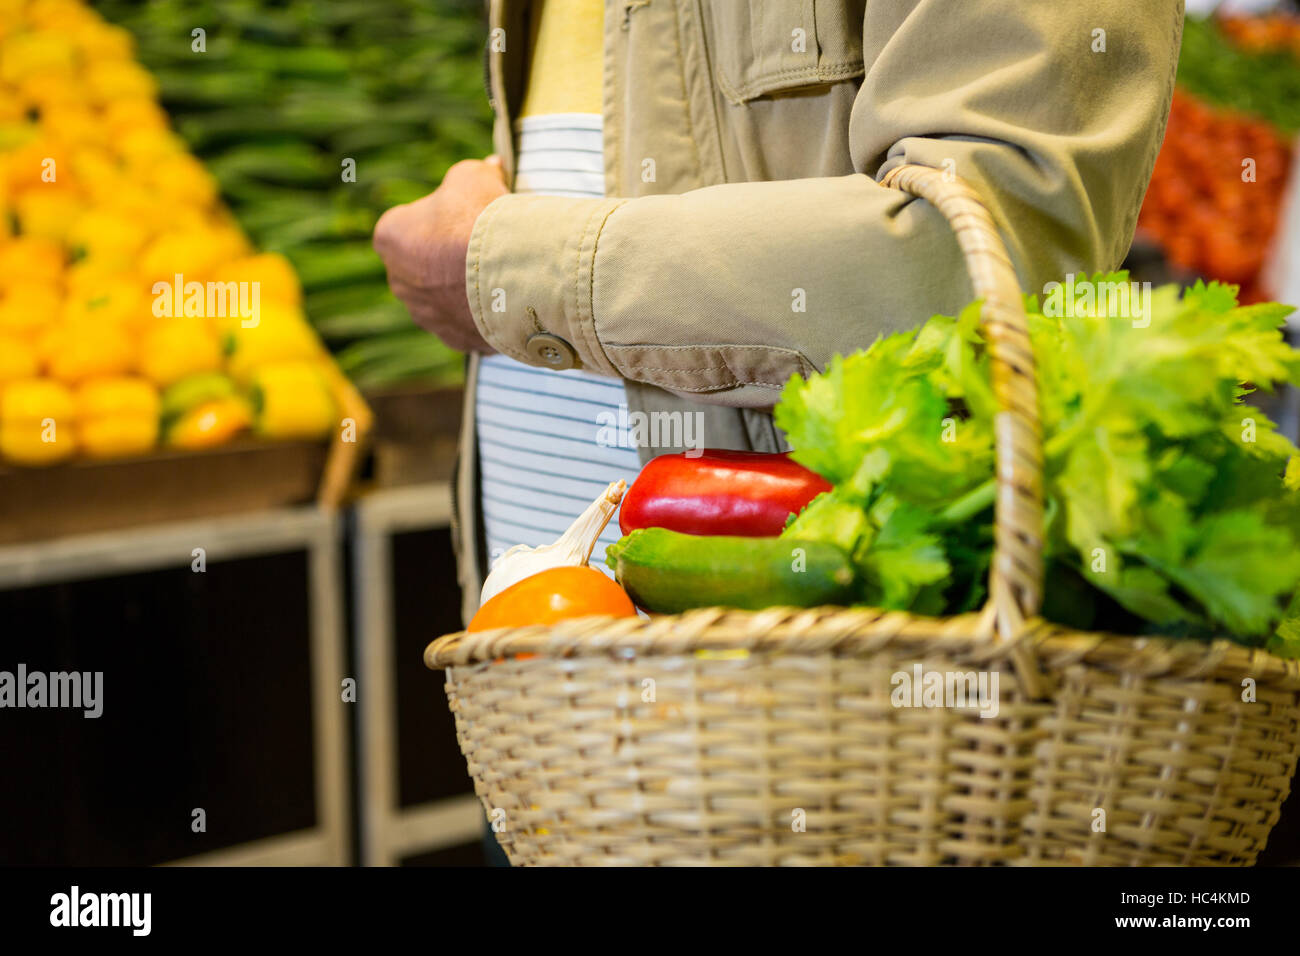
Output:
[442, 1, 1181, 406]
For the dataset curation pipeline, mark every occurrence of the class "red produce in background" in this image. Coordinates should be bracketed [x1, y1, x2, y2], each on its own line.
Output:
[1138, 90, 1291, 302]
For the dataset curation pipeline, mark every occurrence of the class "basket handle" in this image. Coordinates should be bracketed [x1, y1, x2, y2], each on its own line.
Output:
[880, 165, 1045, 657]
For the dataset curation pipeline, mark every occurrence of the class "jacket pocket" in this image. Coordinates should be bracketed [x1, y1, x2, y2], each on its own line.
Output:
[706, 0, 866, 104]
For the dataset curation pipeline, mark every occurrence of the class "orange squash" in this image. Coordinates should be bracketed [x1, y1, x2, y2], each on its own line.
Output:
[468, 565, 637, 633]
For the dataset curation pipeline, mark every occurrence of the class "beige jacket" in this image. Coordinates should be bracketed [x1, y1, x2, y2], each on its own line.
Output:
[455, 0, 1184, 622]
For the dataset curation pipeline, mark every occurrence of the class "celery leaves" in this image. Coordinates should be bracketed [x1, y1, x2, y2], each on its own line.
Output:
[776, 275, 1300, 653]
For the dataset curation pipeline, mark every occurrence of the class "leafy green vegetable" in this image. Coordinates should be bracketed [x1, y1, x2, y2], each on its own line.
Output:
[1275, 590, 1300, 658]
[776, 275, 1300, 654]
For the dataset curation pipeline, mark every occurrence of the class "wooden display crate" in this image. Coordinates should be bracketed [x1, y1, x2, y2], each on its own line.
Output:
[363, 384, 463, 488]
[0, 507, 348, 866]
[0, 368, 372, 545]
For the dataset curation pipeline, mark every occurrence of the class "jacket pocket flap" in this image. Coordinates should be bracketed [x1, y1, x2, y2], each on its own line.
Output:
[708, 0, 866, 104]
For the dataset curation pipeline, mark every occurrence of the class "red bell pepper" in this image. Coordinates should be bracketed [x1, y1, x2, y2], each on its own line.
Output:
[619, 449, 831, 537]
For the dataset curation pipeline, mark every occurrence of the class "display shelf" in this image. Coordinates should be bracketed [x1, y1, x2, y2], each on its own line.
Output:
[0, 506, 349, 867]
[352, 482, 483, 866]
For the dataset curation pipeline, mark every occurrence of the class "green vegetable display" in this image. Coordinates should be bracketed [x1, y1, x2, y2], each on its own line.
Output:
[775, 275, 1300, 656]
[1177, 15, 1300, 134]
[99, 0, 491, 388]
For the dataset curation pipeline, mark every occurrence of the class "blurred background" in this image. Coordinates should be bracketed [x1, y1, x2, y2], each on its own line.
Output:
[1, 0, 491, 867]
[1, 0, 1299, 866]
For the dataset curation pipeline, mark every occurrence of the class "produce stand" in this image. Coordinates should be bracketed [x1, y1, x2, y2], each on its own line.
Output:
[0, 441, 322, 545]
[94, 0, 483, 393]
[0, 506, 348, 866]
[0, 0, 377, 542]
[0, 372, 372, 546]
[351, 482, 482, 866]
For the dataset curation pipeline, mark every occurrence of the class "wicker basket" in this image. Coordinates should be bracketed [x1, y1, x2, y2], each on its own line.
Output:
[425, 164, 1300, 866]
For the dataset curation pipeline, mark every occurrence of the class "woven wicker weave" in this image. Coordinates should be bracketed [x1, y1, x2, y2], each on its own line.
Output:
[425, 164, 1300, 866]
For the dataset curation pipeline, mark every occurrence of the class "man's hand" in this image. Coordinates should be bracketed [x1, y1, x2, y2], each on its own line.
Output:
[373, 157, 508, 353]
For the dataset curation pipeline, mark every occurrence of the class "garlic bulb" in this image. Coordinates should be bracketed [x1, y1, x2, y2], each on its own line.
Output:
[479, 479, 627, 605]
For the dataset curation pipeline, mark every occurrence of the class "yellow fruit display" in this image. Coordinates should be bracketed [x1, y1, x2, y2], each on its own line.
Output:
[213, 253, 302, 307]
[0, 0, 344, 466]
[41, 319, 134, 384]
[138, 321, 222, 387]
[66, 146, 122, 198]
[0, 136, 62, 193]
[14, 188, 84, 243]
[0, 333, 38, 382]
[39, 103, 101, 149]
[250, 360, 338, 440]
[223, 305, 323, 383]
[20, 73, 82, 112]
[206, 218, 253, 261]
[0, 377, 76, 464]
[66, 208, 149, 268]
[0, 283, 62, 339]
[149, 152, 219, 208]
[62, 274, 148, 333]
[27, 0, 97, 30]
[74, 375, 158, 458]
[0, 124, 24, 157]
[1, 237, 64, 288]
[0, 29, 75, 85]
[117, 125, 185, 166]
[101, 98, 166, 137]
[0, 117, 36, 150]
[83, 59, 157, 104]
[69, 20, 133, 61]
[138, 229, 232, 284]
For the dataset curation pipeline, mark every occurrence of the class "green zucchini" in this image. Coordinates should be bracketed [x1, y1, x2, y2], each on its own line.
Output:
[606, 528, 856, 614]
[312, 304, 416, 341]
[151, 70, 271, 106]
[205, 143, 331, 186]
[284, 243, 388, 291]
[304, 283, 398, 320]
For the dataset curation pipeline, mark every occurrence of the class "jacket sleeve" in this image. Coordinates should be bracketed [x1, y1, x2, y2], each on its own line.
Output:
[465, 0, 1182, 408]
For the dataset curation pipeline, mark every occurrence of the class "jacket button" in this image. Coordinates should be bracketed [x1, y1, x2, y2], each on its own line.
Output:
[525, 332, 577, 370]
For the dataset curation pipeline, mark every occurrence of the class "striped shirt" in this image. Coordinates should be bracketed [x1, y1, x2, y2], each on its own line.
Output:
[476, 114, 642, 570]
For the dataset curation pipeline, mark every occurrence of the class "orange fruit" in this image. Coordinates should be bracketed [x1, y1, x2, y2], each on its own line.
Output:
[165, 397, 253, 450]
[468, 565, 637, 632]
